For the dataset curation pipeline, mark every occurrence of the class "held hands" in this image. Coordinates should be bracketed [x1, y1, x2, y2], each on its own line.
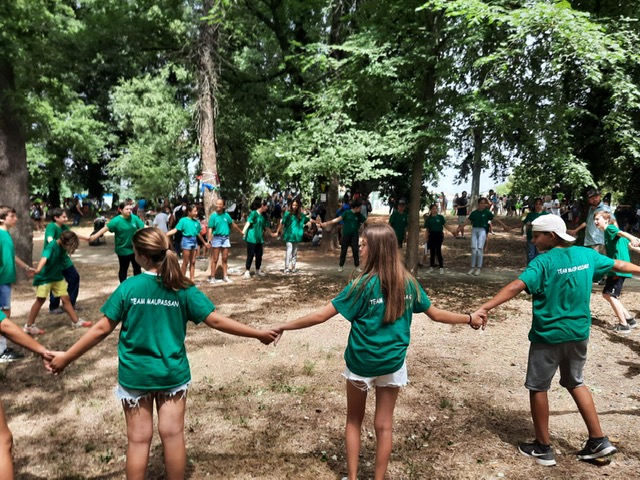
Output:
[47, 350, 72, 375]
[468, 309, 487, 331]
[258, 328, 281, 345]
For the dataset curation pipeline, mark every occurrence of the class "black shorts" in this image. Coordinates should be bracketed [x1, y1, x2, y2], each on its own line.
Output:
[602, 276, 625, 298]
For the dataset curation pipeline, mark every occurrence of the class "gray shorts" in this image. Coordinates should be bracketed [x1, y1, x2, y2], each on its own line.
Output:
[525, 340, 588, 391]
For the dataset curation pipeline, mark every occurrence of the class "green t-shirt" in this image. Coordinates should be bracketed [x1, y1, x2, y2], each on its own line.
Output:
[424, 215, 445, 233]
[175, 216, 201, 237]
[389, 210, 408, 240]
[468, 209, 494, 229]
[518, 246, 614, 344]
[33, 241, 67, 287]
[208, 212, 234, 236]
[341, 210, 365, 237]
[44, 222, 74, 269]
[100, 272, 214, 390]
[281, 211, 309, 243]
[0, 229, 16, 285]
[331, 275, 431, 377]
[522, 211, 549, 241]
[604, 224, 632, 278]
[245, 210, 268, 244]
[107, 214, 145, 256]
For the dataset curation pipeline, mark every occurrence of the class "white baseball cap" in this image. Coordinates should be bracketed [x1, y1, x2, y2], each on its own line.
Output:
[532, 215, 575, 242]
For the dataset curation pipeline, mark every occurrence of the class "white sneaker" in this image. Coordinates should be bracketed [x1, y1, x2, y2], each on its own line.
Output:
[467, 268, 476, 275]
[284, 269, 291, 274]
[338, 266, 344, 272]
[243, 270, 251, 278]
[291, 268, 299, 273]
[429, 267, 435, 274]
[256, 269, 266, 277]
[439, 268, 444, 275]
[473, 268, 481, 276]
[355, 267, 362, 273]
[223, 276, 232, 284]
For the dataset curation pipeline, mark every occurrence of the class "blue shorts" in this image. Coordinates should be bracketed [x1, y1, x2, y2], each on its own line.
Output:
[115, 382, 190, 408]
[211, 235, 231, 248]
[181, 236, 198, 250]
[0, 284, 11, 310]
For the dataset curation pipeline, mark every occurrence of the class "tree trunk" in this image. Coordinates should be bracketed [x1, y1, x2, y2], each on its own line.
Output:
[198, 0, 220, 217]
[0, 58, 33, 270]
[320, 173, 340, 253]
[470, 126, 484, 210]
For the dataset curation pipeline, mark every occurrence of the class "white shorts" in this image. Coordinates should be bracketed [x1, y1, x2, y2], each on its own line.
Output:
[342, 362, 408, 391]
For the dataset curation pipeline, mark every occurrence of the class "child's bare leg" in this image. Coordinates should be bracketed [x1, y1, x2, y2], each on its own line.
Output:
[60, 296, 79, 324]
[0, 401, 14, 480]
[210, 248, 221, 279]
[221, 248, 229, 277]
[529, 390, 550, 445]
[180, 250, 189, 276]
[603, 293, 631, 325]
[123, 396, 154, 480]
[374, 386, 400, 480]
[345, 380, 367, 480]
[567, 386, 604, 438]
[157, 392, 187, 480]
[188, 250, 196, 281]
[26, 297, 46, 326]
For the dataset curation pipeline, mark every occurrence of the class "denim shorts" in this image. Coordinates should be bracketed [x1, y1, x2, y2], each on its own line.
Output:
[211, 235, 231, 248]
[0, 284, 11, 310]
[342, 362, 408, 391]
[115, 382, 190, 408]
[181, 236, 198, 250]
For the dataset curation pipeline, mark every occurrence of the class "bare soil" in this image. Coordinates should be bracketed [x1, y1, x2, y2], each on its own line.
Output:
[4, 215, 640, 479]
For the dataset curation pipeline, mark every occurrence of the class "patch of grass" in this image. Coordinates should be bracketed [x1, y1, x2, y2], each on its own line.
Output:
[439, 397, 453, 410]
[302, 360, 315, 376]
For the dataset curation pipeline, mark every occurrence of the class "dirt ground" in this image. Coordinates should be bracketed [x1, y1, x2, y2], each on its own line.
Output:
[4, 215, 640, 479]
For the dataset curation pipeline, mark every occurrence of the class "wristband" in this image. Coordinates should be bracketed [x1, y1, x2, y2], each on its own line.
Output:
[467, 314, 472, 325]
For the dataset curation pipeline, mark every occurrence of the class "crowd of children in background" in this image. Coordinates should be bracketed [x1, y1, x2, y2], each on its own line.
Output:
[1, 184, 640, 479]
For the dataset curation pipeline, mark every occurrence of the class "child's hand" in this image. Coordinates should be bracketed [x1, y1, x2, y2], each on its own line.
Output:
[259, 329, 280, 345]
[49, 351, 72, 375]
[469, 310, 487, 331]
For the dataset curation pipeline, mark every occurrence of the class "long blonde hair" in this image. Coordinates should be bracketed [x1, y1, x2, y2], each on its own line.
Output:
[132, 227, 193, 290]
[349, 223, 420, 323]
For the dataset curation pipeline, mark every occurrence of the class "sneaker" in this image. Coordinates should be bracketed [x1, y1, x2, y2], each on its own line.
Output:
[284, 269, 291, 274]
[576, 436, 617, 460]
[291, 268, 299, 273]
[612, 323, 631, 334]
[72, 319, 93, 328]
[49, 307, 64, 315]
[0, 348, 25, 363]
[338, 266, 344, 273]
[473, 268, 481, 276]
[23, 324, 45, 335]
[355, 267, 362, 273]
[626, 318, 637, 328]
[223, 276, 233, 284]
[256, 269, 266, 277]
[243, 270, 251, 278]
[429, 267, 435, 274]
[467, 268, 476, 275]
[207, 277, 216, 283]
[439, 268, 444, 275]
[518, 440, 556, 467]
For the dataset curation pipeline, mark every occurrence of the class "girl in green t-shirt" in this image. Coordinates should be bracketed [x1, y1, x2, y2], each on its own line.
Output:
[167, 205, 209, 281]
[243, 198, 273, 278]
[49, 227, 278, 480]
[275, 199, 314, 274]
[273, 223, 485, 480]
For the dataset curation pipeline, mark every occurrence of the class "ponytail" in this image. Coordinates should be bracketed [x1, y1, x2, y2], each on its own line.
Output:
[132, 228, 194, 290]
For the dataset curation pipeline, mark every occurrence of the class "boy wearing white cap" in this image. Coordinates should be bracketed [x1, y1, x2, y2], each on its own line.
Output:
[476, 214, 640, 466]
